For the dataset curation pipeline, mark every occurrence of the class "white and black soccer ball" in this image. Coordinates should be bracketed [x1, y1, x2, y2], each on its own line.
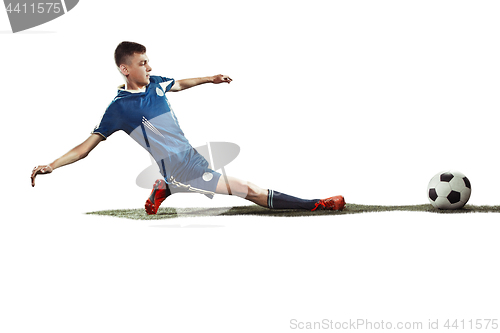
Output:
[427, 170, 471, 209]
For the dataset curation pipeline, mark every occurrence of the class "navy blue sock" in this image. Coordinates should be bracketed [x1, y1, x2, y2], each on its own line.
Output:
[267, 190, 318, 210]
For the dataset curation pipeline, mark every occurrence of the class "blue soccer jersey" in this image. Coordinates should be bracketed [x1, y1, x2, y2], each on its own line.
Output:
[93, 75, 218, 192]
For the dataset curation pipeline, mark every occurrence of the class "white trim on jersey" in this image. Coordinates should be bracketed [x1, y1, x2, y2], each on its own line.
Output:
[159, 80, 174, 92]
[117, 84, 146, 93]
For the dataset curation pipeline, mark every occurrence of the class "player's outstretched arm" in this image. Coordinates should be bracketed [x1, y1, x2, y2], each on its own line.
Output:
[169, 74, 232, 92]
[31, 133, 104, 187]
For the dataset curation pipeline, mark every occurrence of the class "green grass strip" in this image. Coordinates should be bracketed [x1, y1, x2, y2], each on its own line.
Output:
[86, 204, 500, 220]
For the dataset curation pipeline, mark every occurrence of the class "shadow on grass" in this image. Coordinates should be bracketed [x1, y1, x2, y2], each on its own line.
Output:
[86, 204, 500, 220]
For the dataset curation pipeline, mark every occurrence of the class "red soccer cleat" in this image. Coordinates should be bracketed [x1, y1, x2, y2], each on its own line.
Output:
[311, 195, 346, 211]
[145, 179, 170, 215]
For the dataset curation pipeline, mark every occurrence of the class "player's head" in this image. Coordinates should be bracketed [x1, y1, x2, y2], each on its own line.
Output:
[114, 41, 146, 67]
[114, 41, 152, 89]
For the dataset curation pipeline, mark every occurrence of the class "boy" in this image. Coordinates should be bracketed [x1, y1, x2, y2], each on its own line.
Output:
[31, 41, 345, 214]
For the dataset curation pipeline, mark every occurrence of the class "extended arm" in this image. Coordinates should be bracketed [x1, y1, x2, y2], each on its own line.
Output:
[169, 74, 232, 92]
[31, 133, 104, 187]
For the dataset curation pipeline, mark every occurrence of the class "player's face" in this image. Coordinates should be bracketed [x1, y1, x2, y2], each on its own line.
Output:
[125, 52, 152, 89]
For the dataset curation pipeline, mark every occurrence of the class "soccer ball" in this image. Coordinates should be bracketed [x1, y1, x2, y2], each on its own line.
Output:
[427, 170, 471, 209]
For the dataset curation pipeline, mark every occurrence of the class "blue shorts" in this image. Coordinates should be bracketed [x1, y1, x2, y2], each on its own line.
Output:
[165, 156, 222, 199]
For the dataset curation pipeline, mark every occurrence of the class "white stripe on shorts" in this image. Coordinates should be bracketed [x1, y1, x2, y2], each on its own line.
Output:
[168, 176, 215, 197]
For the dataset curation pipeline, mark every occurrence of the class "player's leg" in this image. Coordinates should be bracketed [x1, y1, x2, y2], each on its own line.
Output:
[215, 175, 345, 210]
[215, 175, 268, 207]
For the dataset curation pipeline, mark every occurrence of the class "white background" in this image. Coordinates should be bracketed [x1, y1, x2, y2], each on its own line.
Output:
[1, 1, 500, 332]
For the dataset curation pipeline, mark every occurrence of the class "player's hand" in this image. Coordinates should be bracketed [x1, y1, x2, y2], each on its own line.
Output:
[212, 74, 232, 84]
[31, 165, 53, 187]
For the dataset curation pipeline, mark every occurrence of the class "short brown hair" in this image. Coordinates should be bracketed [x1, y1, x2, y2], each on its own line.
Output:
[114, 41, 146, 67]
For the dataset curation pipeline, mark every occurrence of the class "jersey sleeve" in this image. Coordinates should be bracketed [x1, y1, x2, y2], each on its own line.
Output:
[92, 102, 122, 140]
[150, 75, 175, 93]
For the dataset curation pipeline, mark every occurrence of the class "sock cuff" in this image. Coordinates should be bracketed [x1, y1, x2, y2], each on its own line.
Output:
[267, 189, 274, 209]
[266, 189, 318, 210]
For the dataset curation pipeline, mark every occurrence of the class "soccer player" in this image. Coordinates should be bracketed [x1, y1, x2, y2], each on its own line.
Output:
[31, 41, 345, 214]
